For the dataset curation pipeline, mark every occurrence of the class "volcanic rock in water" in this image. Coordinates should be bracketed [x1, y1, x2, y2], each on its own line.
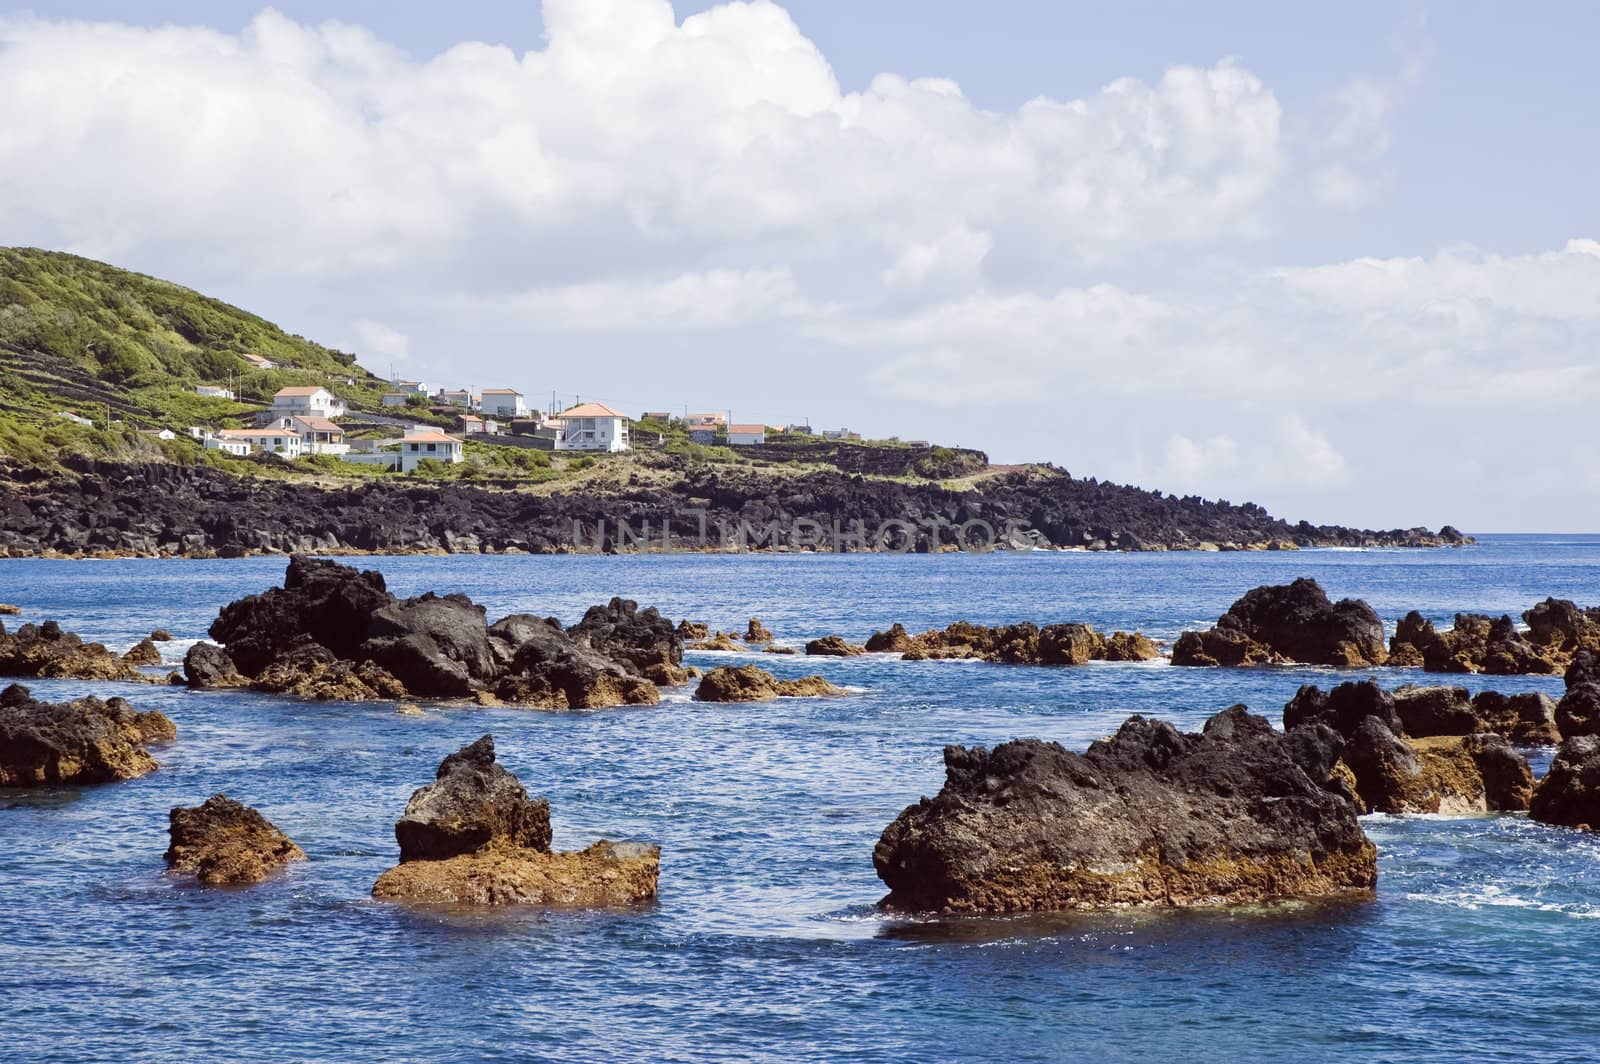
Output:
[1391, 686, 1480, 737]
[121, 638, 163, 666]
[0, 619, 157, 683]
[1556, 652, 1600, 738]
[676, 620, 710, 642]
[568, 598, 685, 684]
[165, 795, 305, 885]
[372, 735, 658, 907]
[804, 635, 866, 657]
[1471, 691, 1561, 746]
[149, 629, 173, 642]
[1530, 736, 1600, 830]
[1283, 680, 1403, 737]
[1102, 631, 1162, 661]
[0, 604, 19, 615]
[200, 556, 672, 707]
[1389, 611, 1558, 675]
[865, 620, 1155, 665]
[872, 705, 1377, 914]
[183, 642, 248, 688]
[1522, 597, 1600, 661]
[1172, 579, 1386, 668]
[695, 664, 844, 702]
[394, 735, 552, 861]
[0, 683, 175, 786]
[743, 618, 774, 645]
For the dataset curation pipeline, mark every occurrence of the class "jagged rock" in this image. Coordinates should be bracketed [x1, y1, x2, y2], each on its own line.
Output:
[1173, 579, 1385, 667]
[743, 618, 774, 645]
[1530, 736, 1600, 830]
[568, 598, 683, 682]
[149, 629, 173, 641]
[0, 619, 156, 683]
[694, 665, 845, 702]
[864, 623, 913, 653]
[202, 556, 669, 707]
[872, 706, 1376, 914]
[1556, 652, 1600, 737]
[1461, 734, 1537, 811]
[394, 736, 551, 861]
[183, 642, 247, 688]
[804, 635, 866, 657]
[1392, 685, 1479, 737]
[1523, 597, 1600, 661]
[0, 683, 175, 785]
[122, 638, 163, 666]
[865, 620, 1150, 665]
[1471, 691, 1560, 745]
[165, 794, 305, 885]
[1389, 611, 1559, 675]
[1102, 631, 1162, 661]
[1283, 680, 1402, 738]
[373, 736, 656, 907]
[371, 841, 660, 906]
[1340, 718, 1531, 814]
[676, 620, 710, 641]
[687, 633, 744, 652]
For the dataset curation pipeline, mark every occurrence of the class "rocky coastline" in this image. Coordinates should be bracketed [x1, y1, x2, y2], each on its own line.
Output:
[0, 458, 1469, 559]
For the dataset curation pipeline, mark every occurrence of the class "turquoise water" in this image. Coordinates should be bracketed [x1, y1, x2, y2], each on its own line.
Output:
[3, 535, 1600, 1062]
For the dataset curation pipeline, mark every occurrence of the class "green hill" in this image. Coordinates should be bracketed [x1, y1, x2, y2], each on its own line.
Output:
[0, 247, 393, 432]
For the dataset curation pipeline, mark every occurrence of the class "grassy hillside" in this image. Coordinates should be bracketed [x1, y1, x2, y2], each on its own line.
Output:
[0, 247, 393, 428]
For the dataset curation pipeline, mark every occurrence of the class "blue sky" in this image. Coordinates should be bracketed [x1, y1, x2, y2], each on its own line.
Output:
[4, 1, 1598, 529]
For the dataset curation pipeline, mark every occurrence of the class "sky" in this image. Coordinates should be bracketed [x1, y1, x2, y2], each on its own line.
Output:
[2, 1, 1597, 532]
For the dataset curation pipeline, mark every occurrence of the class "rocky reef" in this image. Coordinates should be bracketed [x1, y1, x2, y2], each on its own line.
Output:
[1172, 579, 1386, 668]
[186, 556, 678, 707]
[1388, 597, 1600, 675]
[1557, 652, 1600, 738]
[0, 682, 174, 786]
[804, 635, 866, 657]
[863, 621, 1160, 664]
[873, 705, 1377, 914]
[1529, 737, 1600, 830]
[1283, 681, 1534, 814]
[1391, 685, 1560, 746]
[0, 618, 160, 683]
[165, 795, 305, 885]
[371, 736, 658, 906]
[694, 665, 845, 702]
[0, 457, 1468, 558]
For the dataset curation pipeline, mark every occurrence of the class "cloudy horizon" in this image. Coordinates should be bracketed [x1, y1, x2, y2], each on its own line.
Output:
[3, 0, 1596, 533]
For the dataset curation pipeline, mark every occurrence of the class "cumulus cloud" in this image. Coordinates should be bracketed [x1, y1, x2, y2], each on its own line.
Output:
[446, 267, 810, 331]
[0, 0, 1286, 288]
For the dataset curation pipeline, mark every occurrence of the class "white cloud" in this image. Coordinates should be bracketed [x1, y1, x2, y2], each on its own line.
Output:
[353, 319, 410, 360]
[448, 267, 809, 331]
[1155, 415, 1350, 495]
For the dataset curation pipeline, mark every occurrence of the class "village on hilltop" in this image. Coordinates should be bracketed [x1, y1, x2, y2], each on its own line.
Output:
[140, 356, 905, 475]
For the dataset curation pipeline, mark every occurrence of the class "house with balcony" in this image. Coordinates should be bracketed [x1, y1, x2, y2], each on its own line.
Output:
[479, 389, 527, 419]
[400, 429, 465, 472]
[271, 386, 345, 420]
[554, 403, 629, 452]
[284, 415, 349, 455]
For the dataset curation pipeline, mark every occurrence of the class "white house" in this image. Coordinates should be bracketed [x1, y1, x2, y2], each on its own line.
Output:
[554, 403, 629, 452]
[195, 385, 235, 400]
[240, 353, 277, 370]
[728, 423, 767, 446]
[271, 386, 345, 420]
[400, 429, 465, 472]
[142, 428, 177, 441]
[204, 436, 252, 456]
[215, 428, 302, 457]
[458, 414, 502, 436]
[479, 389, 527, 418]
[285, 415, 349, 455]
[436, 389, 477, 409]
[54, 411, 94, 426]
[392, 379, 429, 396]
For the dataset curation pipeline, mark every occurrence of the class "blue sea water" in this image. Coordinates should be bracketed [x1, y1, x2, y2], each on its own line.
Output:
[3, 534, 1600, 1063]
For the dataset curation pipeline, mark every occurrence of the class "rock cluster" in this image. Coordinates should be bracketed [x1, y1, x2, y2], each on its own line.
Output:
[165, 795, 305, 884]
[371, 735, 658, 907]
[1283, 681, 1534, 814]
[0, 682, 175, 786]
[186, 556, 679, 707]
[1172, 579, 1386, 668]
[863, 621, 1159, 664]
[0, 618, 159, 683]
[873, 705, 1377, 914]
[1555, 651, 1600, 737]
[1388, 612, 1554, 674]
[694, 665, 845, 702]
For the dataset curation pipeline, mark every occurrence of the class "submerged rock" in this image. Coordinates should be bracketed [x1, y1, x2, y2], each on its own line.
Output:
[165, 794, 305, 885]
[694, 665, 845, 702]
[372, 736, 657, 907]
[872, 705, 1376, 914]
[1530, 736, 1600, 830]
[199, 555, 676, 707]
[1172, 579, 1386, 668]
[0, 683, 175, 786]
[0, 619, 157, 683]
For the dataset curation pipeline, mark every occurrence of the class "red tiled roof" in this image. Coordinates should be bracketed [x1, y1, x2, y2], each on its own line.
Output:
[402, 430, 463, 444]
[728, 424, 766, 434]
[561, 403, 626, 418]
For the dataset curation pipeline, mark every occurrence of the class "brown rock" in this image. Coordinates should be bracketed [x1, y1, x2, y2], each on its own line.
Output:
[804, 635, 866, 657]
[165, 794, 305, 885]
[695, 664, 844, 702]
[1102, 631, 1161, 662]
[743, 618, 774, 644]
[0, 619, 156, 683]
[122, 638, 163, 666]
[0, 683, 174, 786]
[371, 840, 659, 906]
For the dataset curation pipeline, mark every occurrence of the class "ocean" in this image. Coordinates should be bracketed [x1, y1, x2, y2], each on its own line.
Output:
[3, 535, 1599, 1062]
